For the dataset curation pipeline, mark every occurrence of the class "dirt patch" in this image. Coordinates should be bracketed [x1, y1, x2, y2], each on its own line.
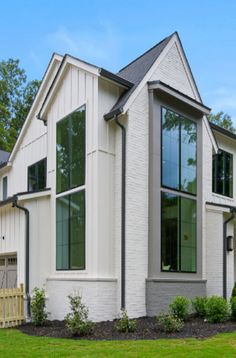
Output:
[17, 317, 236, 340]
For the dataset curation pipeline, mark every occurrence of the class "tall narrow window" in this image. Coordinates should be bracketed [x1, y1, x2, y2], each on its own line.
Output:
[56, 190, 85, 270]
[212, 150, 233, 197]
[28, 158, 47, 192]
[2, 176, 7, 200]
[57, 106, 85, 194]
[161, 192, 196, 273]
[56, 105, 86, 271]
[161, 107, 197, 273]
[162, 108, 197, 195]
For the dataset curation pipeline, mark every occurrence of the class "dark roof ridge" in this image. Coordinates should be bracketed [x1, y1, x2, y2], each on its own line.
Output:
[118, 32, 177, 74]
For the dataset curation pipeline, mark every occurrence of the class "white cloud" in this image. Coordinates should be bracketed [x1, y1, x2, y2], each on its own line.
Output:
[45, 22, 121, 71]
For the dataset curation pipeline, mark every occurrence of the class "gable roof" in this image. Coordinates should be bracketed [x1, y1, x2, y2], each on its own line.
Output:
[104, 33, 174, 120]
[210, 122, 236, 141]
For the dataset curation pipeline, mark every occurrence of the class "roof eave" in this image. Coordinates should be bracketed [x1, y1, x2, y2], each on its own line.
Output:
[104, 107, 124, 121]
[148, 80, 211, 115]
[210, 122, 236, 141]
[99, 68, 134, 89]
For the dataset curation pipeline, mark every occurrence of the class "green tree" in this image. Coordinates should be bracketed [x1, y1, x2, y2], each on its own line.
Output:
[208, 111, 236, 133]
[0, 59, 40, 152]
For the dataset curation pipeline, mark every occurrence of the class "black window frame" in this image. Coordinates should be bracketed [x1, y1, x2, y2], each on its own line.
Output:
[56, 104, 86, 271]
[56, 189, 86, 271]
[161, 191, 197, 273]
[212, 149, 233, 198]
[160, 106, 198, 274]
[161, 106, 197, 197]
[27, 158, 47, 192]
[56, 105, 86, 195]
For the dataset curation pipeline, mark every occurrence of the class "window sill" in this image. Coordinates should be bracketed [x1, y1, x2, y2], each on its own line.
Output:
[212, 193, 234, 201]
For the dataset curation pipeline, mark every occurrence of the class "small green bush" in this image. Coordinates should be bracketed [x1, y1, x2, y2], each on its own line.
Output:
[192, 297, 208, 318]
[205, 296, 229, 323]
[169, 296, 190, 320]
[231, 283, 236, 300]
[65, 293, 94, 336]
[115, 310, 137, 333]
[157, 313, 184, 333]
[30, 287, 48, 326]
[231, 297, 236, 319]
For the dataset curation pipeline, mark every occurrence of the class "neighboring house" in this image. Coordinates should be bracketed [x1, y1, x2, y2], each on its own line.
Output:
[0, 32, 235, 321]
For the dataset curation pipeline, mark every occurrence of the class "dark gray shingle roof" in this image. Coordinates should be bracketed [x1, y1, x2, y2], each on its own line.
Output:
[104, 33, 175, 120]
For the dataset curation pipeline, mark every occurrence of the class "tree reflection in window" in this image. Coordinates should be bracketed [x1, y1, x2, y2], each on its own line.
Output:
[162, 107, 197, 195]
[56, 106, 85, 194]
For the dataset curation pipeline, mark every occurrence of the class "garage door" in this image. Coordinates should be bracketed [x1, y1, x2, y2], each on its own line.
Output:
[0, 256, 17, 289]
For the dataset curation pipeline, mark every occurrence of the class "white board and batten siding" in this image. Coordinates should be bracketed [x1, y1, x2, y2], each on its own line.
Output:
[0, 58, 61, 293]
[44, 65, 122, 321]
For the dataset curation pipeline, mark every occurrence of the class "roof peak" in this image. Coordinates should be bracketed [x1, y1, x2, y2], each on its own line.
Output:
[118, 32, 177, 74]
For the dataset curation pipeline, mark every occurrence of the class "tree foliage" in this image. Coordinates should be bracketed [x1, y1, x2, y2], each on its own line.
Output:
[0, 58, 40, 152]
[208, 111, 236, 133]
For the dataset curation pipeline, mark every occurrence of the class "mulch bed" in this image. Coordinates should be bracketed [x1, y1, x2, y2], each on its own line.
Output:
[17, 316, 236, 340]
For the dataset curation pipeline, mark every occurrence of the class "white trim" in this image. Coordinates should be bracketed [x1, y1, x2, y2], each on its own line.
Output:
[206, 204, 231, 213]
[56, 185, 85, 199]
[18, 190, 51, 201]
[47, 276, 117, 282]
[8, 54, 63, 163]
[40, 56, 99, 119]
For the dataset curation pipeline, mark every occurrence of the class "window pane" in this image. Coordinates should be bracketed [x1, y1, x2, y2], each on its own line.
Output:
[56, 117, 70, 193]
[56, 106, 85, 194]
[70, 190, 85, 269]
[162, 108, 179, 190]
[216, 151, 224, 194]
[70, 107, 85, 189]
[28, 165, 37, 191]
[38, 159, 46, 190]
[180, 197, 196, 272]
[225, 152, 233, 197]
[56, 191, 85, 270]
[212, 150, 233, 198]
[28, 159, 46, 192]
[2, 177, 7, 200]
[180, 118, 197, 194]
[56, 196, 69, 270]
[161, 192, 179, 271]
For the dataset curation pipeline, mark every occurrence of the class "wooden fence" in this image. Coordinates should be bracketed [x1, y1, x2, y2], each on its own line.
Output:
[0, 284, 25, 328]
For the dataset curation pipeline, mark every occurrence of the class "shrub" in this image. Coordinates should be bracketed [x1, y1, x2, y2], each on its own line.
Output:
[115, 310, 137, 333]
[157, 313, 184, 333]
[65, 293, 94, 336]
[231, 297, 236, 319]
[30, 287, 48, 326]
[192, 297, 208, 318]
[231, 283, 236, 300]
[205, 296, 229, 323]
[169, 296, 190, 320]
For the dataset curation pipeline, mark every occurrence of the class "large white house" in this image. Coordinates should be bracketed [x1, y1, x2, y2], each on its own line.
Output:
[0, 32, 236, 321]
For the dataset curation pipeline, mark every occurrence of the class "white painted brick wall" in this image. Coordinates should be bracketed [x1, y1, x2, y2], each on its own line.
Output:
[152, 43, 197, 99]
[125, 86, 149, 318]
[46, 279, 117, 322]
[205, 209, 223, 296]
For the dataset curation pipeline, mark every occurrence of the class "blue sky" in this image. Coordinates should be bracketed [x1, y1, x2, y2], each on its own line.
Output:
[1, 0, 236, 122]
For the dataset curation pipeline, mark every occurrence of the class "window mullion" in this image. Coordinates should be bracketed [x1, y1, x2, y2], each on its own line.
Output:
[179, 116, 181, 192]
[179, 196, 181, 272]
[68, 194, 71, 270]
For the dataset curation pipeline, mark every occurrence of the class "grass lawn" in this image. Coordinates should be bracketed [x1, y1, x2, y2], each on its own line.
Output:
[1, 329, 236, 357]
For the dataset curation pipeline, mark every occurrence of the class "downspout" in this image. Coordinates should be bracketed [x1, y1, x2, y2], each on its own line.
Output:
[12, 196, 30, 317]
[114, 114, 126, 310]
[223, 209, 235, 299]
